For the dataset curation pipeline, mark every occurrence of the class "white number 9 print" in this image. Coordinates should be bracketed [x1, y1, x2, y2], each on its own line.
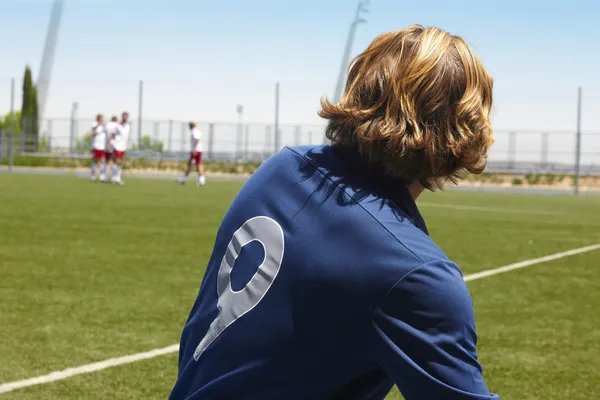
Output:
[193, 216, 285, 361]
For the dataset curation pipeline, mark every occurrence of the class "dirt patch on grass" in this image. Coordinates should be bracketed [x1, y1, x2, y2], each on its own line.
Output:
[462, 173, 600, 189]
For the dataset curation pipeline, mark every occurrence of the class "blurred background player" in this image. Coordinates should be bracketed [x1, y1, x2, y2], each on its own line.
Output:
[105, 115, 119, 179]
[177, 121, 206, 186]
[110, 112, 130, 185]
[90, 113, 107, 182]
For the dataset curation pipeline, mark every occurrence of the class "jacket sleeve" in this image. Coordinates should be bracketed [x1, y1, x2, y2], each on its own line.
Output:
[371, 259, 499, 400]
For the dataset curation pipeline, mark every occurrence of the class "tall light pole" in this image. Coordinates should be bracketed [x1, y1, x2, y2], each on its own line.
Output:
[37, 0, 64, 121]
[325, 0, 369, 144]
[332, 0, 370, 105]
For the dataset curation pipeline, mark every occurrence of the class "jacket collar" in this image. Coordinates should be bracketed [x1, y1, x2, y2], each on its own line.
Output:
[330, 145, 429, 235]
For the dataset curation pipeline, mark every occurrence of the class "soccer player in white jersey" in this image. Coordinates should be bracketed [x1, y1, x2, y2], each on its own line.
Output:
[177, 121, 206, 186]
[90, 113, 108, 182]
[105, 115, 119, 179]
[111, 112, 130, 184]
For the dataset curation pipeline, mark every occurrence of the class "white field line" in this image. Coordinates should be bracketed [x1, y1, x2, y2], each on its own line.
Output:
[1, 243, 599, 394]
[418, 202, 561, 215]
[0, 345, 179, 394]
[464, 243, 600, 282]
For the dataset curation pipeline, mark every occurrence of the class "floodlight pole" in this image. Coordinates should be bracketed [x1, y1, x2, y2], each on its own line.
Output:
[37, 0, 64, 121]
[326, 0, 369, 144]
[332, 0, 370, 105]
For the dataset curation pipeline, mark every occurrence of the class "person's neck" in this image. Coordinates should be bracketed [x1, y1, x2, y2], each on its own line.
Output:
[408, 182, 425, 200]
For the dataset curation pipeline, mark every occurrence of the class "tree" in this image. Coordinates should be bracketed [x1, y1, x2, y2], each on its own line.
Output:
[0, 111, 22, 153]
[20, 66, 39, 152]
[131, 135, 164, 153]
[0, 111, 22, 133]
[30, 86, 39, 149]
[21, 67, 33, 123]
[75, 132, 92, 153]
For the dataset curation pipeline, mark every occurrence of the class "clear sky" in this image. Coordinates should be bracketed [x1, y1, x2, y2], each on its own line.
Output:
[1, 0, 599, 134]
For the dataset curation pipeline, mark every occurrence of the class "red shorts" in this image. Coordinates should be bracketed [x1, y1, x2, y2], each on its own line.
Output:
[92, 149, 105, 161]
[190, 152, 203, 165]
[114, 150, 126, 160]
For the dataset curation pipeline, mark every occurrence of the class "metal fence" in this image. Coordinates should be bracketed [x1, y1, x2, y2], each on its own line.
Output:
[1, 117, 599, 175]
[0, 118, 326, 163]
[1, 75, 599, 176]
[486, 130, 600, 175]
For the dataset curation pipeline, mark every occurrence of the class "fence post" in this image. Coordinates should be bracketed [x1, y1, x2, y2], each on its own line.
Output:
[236, 123, 242, 160]
[181, 122, 186, 153]
[244, 125, 250, 161]
[168, 120, 173, 153]
[264, 125, 271, 157]
[9, 78, 15, 172]
[308, 131, 313, 145]
[574, 87, 582, 195]
[541, 132, 548, 170]
[47, 119, 53, 152]
[153, 121, 159, 142]
[20, 117, 26, 154]
[294, 125, 301, 146]
[274, 82, 280, 152]
[508, 131, 516, 170]
[69, 102, 78, 154]
[236, 105, 244, 161]
[208, 123, 215, 161]
[137, 80, 143, 149]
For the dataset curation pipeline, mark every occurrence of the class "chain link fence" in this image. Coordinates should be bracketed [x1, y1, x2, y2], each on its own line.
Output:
[0, 117, 326, 163]
[1, 117, 599, 175]
[2, 75, 599, 176]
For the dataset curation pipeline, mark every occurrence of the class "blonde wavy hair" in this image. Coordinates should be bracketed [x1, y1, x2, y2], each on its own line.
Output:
[319, 25, 494, 189]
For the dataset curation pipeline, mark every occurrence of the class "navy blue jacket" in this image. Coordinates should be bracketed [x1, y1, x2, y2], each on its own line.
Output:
[170, 145, 498, 400]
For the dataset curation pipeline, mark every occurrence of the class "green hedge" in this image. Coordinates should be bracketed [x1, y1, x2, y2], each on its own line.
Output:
[2, 156, 594, 186]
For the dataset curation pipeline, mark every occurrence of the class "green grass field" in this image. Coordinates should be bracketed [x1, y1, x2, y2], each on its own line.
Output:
[1, 173, 599, 399]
